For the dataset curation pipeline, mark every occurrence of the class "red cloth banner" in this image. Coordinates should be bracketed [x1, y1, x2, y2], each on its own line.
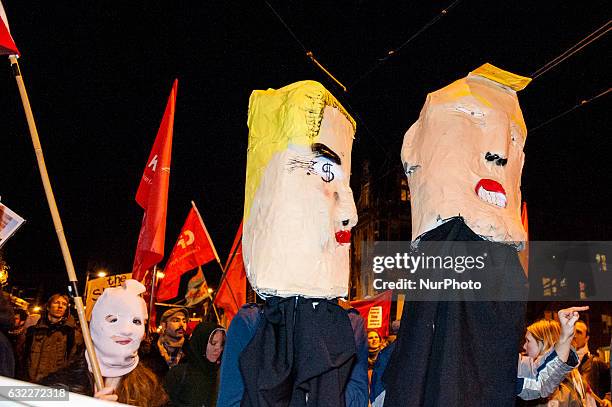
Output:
[157, 205, 216, 301]
[0, 2, 19, 55]
[132, 80, 177, 282]
[214, 222, 246, 324]
[350, 290, 393, 338]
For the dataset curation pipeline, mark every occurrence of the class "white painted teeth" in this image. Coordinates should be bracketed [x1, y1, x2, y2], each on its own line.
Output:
[477, 186, 507, 208]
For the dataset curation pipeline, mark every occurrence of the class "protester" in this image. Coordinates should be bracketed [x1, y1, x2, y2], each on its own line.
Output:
[24, 293, 82, 382]
[41, 280, 168, 406]
[573, 320, 611, 404]
[386, 320, 400, 344]
[164, 322, 226, 407]
[367, 330, 383, 370]
[8, 308, 27, 378]
[516, 307, 595, 406]
[0, 293, 15, 377]
[141, 307, 189, 379]
[370, 340, 396, 406]
[217, 302, 369, 407]
[372, 307, 588, 406]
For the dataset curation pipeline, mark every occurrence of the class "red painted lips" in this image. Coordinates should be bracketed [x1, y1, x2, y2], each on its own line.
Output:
[475, 179, 507, 208]
[335, 230, 351, 244]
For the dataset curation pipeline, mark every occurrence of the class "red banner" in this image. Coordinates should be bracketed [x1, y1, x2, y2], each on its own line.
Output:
[214, 222, 246, 324]
[0, 2, 19, 56]
[350, 290, 393, 338]
[132, 80, 177, 282]
[157, 204, 216, 301]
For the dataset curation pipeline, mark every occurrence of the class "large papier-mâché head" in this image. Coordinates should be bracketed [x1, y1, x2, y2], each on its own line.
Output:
[244, 80, 357, 298]
[401, 63, 531, 244]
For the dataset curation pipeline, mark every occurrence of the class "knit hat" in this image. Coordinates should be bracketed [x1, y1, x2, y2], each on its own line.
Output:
[160, 307, 189, 323]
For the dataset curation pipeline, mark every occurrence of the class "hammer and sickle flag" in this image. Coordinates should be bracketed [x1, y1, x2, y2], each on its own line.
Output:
[157, 202, 218, 301]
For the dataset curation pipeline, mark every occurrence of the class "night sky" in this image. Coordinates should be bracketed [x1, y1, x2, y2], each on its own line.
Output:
[1, 1, 610, 299]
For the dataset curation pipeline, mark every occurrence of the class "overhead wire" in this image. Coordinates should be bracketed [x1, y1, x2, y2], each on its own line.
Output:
[531, 19, 611, 80]
[529, 87, 611, 134]
[263, 0, 394, 161]
[264, 1, 348, 91]
[349, 0, 462, 90]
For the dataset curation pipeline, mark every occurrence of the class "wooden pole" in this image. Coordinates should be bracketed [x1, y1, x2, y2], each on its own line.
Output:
[9, 55, 104, 391]
[149, 265, 158, 332]
[210, 233, 241, 310]
[190, 202, 223, 324]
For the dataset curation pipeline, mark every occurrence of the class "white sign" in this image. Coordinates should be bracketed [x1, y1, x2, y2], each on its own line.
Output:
[367, 306, 383, 329]
[85, 273, 132, 320]
[0, 202, 25, 249]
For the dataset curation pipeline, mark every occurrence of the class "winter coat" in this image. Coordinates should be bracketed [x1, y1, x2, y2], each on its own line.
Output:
[217, 303, 369, 407]
[0, 331, 15, 377]
[579, 353, 610, 400]
[40, 351, 171, 407]
[164, 322, 223, 407]
[24, 314, 83, 383]
[140, 333, 171, 379]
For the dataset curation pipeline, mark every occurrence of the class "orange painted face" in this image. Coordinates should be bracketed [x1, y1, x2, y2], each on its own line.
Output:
[402, 74, 527, 244]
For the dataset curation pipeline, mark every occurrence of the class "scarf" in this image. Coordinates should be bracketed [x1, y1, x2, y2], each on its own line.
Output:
[158, 335, 185, 368]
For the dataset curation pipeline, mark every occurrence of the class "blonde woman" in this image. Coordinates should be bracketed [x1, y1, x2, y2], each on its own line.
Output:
[518, 306, 597, 406]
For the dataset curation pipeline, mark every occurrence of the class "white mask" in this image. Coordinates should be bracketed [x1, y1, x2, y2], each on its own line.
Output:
[86, 279, 148, 377]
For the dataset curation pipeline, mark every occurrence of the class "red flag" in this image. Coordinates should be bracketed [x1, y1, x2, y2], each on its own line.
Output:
[350, 290, 393, 338]
[519, 201, 529, 276]
[214, 222, 246, 324]
[132, 80, 177, 281]
[157, 203, 217, 301]
[0, 2, 19, 56]
[521, 201, 529, 239]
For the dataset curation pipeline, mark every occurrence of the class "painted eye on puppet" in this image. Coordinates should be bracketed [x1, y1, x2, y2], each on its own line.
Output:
[403, 162, 421, 176]
[311, 157, 344, 183]
[132, 318, 142, 326]
[105, 315, 118, 323]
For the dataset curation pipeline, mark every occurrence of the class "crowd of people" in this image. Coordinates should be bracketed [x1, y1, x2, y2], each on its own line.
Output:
[0, 285, 610, 406]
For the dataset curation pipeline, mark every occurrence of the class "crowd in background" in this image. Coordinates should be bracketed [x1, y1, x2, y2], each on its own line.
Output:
[0, 288, 610, 406]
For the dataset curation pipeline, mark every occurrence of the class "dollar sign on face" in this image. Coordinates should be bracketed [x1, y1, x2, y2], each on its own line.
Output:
[321, 163, 334, 182]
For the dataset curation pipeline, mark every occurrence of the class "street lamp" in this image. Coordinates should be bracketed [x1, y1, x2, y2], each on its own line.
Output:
[84, 268, 109, 300]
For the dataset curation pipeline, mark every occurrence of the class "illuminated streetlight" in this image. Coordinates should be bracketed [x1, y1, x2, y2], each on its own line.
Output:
[97, 270, 107, 278]
[207, 288, 214, 294]
[156, 271, 165, 279]
[32, 306, 41, 312]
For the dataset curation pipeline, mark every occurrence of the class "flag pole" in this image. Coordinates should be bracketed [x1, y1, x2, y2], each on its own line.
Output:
[149, 265, 158, 332]
[210, 233, 241, 310]
[191, 201, 222, 323]
[8, 55, 104, 391]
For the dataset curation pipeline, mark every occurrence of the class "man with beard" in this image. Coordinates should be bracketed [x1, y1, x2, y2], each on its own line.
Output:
[573, 320, 610, 404]
[141, 307, 188, 379]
